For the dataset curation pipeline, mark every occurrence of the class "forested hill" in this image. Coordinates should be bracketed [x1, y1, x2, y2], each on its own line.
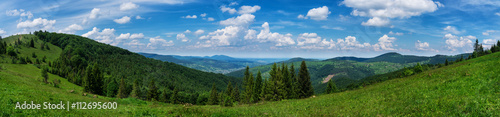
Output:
[228, 52, 471, 94]
[139, 53, 266, 74]
[7, 32, 241, 95]
[330, 52, 470, 64]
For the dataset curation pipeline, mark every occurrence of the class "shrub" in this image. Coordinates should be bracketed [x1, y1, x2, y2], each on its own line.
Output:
[53, 79, 60, 88]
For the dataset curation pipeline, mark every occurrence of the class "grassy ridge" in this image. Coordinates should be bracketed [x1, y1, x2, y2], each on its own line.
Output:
[2, 49, 499, 116]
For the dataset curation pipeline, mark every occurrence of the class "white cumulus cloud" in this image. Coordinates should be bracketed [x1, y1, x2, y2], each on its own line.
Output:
[182, 15, 197, 19]
[373, 35, 397, 51]
[298, 6, 331, 21]
[253, 22, 295, 46]
[297, 33, 322, 46]
[136, 16, 144, 19]
[147, 36, 174, 49]
[58, 24, 83, 34]
[17, 18, 56, 31]
[120, 2, 139, 11]
[443, 26, 462, 34]
[219, 14, 255, 26]
[114, 16, 131, 24]
[177, 33, 189, 42]
[444, 33, 475, 52]
[361, 17, 390, 27]
[82, 27, 117, 45]
[220, 6, 237, 14]
[343, 0, 440, 27]
[415, 40, 438, 52]
[199, 26, 243, 47]
[194, 29, 205, 35]
[238, 5, 261, 14]
[116, 33, 145, 40]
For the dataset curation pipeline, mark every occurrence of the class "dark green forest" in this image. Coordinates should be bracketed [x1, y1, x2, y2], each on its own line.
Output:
[1, 31, 241, 104]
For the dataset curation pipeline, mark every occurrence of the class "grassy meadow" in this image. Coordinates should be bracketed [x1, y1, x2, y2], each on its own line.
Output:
[1, 48, 499, 116]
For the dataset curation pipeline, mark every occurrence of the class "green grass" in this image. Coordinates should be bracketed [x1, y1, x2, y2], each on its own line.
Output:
[1, 48, 499, 116]
[0, 64, 181, 116]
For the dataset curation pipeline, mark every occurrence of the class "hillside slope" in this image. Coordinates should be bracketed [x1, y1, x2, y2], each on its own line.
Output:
[229, 52, 470, 93]
[1, 33, 240, 95]
[227, 58, 413, 93]
[2, 45, 498, 116]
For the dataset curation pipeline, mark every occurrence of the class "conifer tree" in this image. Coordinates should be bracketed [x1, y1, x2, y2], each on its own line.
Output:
[325, 79, 338, 94]
[106, 79, 118, 97]
[83, 62, 103, 95]
[445, 58, 449, 66]
[208, 83, 218, 105]
[116, 77, 127, 98]
[170, 87, 179, 104]
[226, 81, 233, 96]
[253, 70, 262, 102]
[231, 84, 240, 102]
[298, 61, 314, 98]
[245, 73, 254, 103]
[29, 39, 35, 48]
[160, 89, 170, 103]
[147, 80, 158, 101]
[260, 78, 269, 101]
[41, 66, 48, 83]
[289, 64, 299, 99]
[130, 79, 141, 98]
[242, 66, 252, 103]
[282, 63, 292, 99]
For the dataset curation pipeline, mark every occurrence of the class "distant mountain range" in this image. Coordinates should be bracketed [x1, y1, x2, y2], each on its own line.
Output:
[139, 53, 288, 74]
[227, 52, 471, 93]
[330, 52, 471, 64]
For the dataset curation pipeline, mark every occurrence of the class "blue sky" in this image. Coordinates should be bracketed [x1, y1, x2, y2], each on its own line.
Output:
[1, 0, 500, 58]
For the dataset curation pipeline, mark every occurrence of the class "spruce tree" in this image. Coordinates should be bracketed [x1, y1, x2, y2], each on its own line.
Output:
[208, 83, 218, 105]
[160, 89, 170, 103]
[147, 80, 158, 101]
[298, 61, 314, 98]
[260, 78, 269, 101]
[282, 63, 291, 99]
[29, 39, 35, 48]
[116, 77, 127, 98]
[130, 79, 141, 98]
[242, 66, 251, 103]
[325, 79, 338, 94]
[170, 87, 179, 104]
[289, 64, 299, 99]
[83, 63, 104, 94]
[253, 70, 262, 102]
[231, 84, 240, 102]
[41, 66, 48, 83]
[226, 81, 233, 96]
[445, 59, 449, 66]
[245, 73, 254, 103]
[106, 79, 118, 97]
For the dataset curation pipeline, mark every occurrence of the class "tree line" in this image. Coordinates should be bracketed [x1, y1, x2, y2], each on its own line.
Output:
[204, 61, 314, 106]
